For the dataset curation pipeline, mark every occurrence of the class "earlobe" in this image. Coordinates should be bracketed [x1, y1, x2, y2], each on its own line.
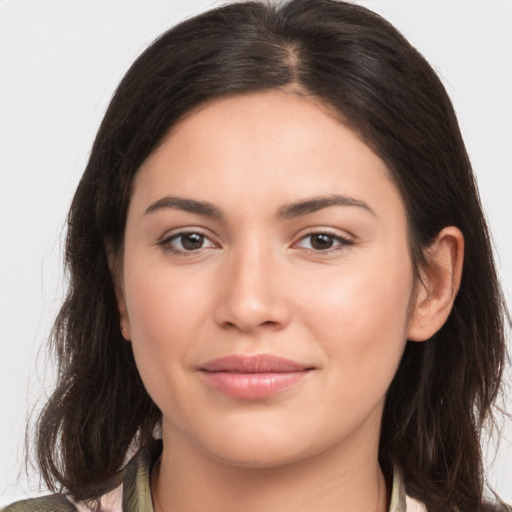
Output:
[120, 323, 131, 341]
[408, 226, 464, 342]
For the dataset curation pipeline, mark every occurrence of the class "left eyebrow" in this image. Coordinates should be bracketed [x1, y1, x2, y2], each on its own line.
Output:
[277, 194, 376, 218]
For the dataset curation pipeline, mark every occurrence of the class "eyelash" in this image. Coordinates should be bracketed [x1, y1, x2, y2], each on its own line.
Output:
[158, 230, 215, 255]
[158, 229, 353, 256]
[293, 230, 354, 254]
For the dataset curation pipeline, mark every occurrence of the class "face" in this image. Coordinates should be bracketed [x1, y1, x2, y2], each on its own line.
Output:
[118, 90, 417, 469]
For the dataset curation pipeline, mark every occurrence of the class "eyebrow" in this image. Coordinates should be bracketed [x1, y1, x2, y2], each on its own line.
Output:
[144, 193, 375, 219]
[277, 194, 376, 218]
[144, 196, 223, 218]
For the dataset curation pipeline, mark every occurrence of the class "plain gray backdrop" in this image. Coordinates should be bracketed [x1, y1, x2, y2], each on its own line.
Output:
[1, 0, 511, 504]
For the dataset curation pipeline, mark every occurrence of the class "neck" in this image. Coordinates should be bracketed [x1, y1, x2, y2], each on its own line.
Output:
[151, 428, 388, 512]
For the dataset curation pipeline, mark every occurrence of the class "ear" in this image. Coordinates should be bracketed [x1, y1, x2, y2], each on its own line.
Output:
[106, 244, 131, 341]
[408, 226, 464, 342]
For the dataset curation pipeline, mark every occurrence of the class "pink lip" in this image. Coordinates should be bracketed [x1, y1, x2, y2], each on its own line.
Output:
[199, 354, 313, 399]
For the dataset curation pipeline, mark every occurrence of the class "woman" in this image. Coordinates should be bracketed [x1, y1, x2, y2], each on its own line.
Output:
[3, 0, 509, 511]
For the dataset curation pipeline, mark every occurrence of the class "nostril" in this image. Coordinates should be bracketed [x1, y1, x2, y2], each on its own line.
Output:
[220, 318, 283, 332]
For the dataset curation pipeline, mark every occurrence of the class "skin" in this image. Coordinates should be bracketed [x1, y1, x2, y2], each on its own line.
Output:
[115, 90, 464, 512]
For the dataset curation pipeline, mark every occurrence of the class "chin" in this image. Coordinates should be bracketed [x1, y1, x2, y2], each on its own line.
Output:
[207, 435, 310, 469]
[191, 414, 336, 470]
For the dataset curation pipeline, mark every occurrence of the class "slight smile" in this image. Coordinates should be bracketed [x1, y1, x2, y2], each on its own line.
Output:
[199, 354, 314, 399]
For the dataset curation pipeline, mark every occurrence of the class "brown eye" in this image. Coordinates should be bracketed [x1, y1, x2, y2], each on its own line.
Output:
[180, 233, 205, 250]
[295, 232, 353, 253]
[310, 234, 335, 250]
[160, 231, 216, 253]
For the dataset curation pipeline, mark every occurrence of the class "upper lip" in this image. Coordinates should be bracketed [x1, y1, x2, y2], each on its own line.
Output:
[200, 354, 312, 373]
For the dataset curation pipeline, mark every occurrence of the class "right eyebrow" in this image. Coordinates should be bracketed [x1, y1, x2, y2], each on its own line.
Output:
[144, 196, 223, 218]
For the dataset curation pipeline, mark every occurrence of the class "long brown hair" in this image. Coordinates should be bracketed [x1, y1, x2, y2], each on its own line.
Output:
[34, 1, 509, 510]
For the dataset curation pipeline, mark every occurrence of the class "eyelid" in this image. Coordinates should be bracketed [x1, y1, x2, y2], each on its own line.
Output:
[294, 226, 354, 241]
[157, 227, 219, 254]
[292, 227, 355, 253]
[155, 226, 354, 255]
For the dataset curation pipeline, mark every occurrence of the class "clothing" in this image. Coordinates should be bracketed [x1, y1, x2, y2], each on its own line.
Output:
[1, 440, 426, 512]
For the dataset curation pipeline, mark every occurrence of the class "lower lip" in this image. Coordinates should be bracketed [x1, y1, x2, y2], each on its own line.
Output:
[199, 371, 310, 399]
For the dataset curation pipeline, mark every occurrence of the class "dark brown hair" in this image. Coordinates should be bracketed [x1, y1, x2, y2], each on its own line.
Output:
[35, 1, 509, 510]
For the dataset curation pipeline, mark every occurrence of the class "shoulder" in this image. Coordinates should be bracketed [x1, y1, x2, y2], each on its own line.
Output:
[1, 495, 77, 512]
[1, 440, 162, 512]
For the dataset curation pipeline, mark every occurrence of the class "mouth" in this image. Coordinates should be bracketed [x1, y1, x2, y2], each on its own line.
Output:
[199, 354, 314, 399]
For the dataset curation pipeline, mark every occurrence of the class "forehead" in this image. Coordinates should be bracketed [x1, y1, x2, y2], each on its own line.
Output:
[130, 90, 403, 222]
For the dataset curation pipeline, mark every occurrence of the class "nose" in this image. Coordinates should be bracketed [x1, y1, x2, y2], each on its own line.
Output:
[214, 242, 292, 333]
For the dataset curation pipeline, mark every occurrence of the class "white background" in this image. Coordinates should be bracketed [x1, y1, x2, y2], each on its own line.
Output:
[1, 0, 511, 504]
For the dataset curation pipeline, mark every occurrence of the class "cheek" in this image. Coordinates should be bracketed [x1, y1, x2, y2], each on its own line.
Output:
[302, 255, 412, 324]
[121, 260, 213, 402]
[296, 256, 414, 388]
[123, 250, 215, 340]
